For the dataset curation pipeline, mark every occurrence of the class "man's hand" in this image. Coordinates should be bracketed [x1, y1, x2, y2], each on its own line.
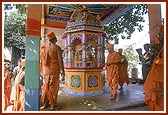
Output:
[61, 76, 65, 81]
[60, 71, 65, 81]
[101, 63, 106, 67]
[61, 71, 65, 77]
[106, 62, 111, 66]
[120, 59, 125, 63]
[136, 48, 142, 55]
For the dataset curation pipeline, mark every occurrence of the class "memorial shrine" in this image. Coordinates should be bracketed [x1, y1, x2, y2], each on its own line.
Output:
[62, 6, 107, 96]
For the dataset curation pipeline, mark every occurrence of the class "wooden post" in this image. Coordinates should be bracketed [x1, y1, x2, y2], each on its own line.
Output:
[147, 4, 162, 41]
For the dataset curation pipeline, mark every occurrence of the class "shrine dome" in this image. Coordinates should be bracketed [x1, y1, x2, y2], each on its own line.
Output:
[64, 6, 103, 33]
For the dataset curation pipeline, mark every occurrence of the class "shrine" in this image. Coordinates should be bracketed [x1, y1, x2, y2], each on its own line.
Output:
[62, 6, 107, 96]
[39, 4, 135, 96]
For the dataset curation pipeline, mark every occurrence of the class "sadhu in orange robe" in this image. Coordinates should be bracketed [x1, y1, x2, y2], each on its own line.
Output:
[106, 48, 123, 99]
[118, 54, 130, 87]
[144, 24, 164, 111]
[40, 42, 64, 108]
[144, 47, 164, 111]
[4, 69, 11, 111]
[12, 68, 25, 111]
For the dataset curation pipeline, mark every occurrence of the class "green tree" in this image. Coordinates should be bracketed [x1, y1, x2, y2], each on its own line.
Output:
[104, 4, 148, 44]
[122, 45, 140, 77]
[4, 4, 27, 14]
[4, 4, 27, 49]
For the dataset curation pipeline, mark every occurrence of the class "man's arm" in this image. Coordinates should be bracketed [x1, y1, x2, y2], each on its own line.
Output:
[57, 46, 65, 77]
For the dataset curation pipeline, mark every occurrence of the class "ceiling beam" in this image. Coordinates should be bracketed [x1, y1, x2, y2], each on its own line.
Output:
[102, 4, 135, 25]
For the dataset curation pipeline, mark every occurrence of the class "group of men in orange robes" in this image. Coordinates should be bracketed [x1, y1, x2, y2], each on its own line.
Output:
[104, 24, 164, 111]
[3, 31, 65, 111]
[4, 59, 12, 111]
[3, 24, 164, 111]
[105, 44, 130, 100]
[3, 58, 25, 111]
[144, 24, 164, 111]
[12, 59, 26, 111]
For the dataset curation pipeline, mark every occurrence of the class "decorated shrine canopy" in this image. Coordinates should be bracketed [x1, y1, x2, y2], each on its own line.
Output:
[44, 4, 135, 28]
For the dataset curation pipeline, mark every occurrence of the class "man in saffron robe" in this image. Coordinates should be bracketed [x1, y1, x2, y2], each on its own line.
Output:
[10, 59, 22, 105]
[105, 44, 124, 100]
[118, 48, 130, 90]
[40, 32, 65, 110]
[3, 59, 11, 111]
[13, 59, 25, 111]
[144, 24, 164, 111]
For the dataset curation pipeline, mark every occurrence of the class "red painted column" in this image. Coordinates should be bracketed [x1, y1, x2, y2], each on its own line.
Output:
[147, 4, 162, 42]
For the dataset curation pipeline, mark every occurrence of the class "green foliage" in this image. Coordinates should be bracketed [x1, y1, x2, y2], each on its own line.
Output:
[4, 4, 27, 14]
[4, 4, 13, 10]
[15, 4, 27, 14]
[4, 4, 27, 49]
[104, 4, 148, 44]
[4, 11, 27, 49]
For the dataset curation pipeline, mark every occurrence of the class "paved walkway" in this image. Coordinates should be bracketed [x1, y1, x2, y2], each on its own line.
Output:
[6, 82, 149, 112]
[41, 82, 148, 111]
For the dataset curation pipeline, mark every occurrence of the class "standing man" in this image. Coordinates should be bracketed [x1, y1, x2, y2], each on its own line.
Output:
[136, 43, 152, 83]
[12, 59, 26, 111]
[144, 24, 164, 111]
[118, 48, 130, 90]
[10, 59, 22, 104]
[105, 44, 124, 100]
[142, 43, 152, 82]
[40, 32, 65, 110]
[3, 59, 12, 111]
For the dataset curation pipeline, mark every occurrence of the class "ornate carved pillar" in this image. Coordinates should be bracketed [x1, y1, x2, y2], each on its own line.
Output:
[81, 31, 87, 67]
[96, 45, 102, 67]
[67, 46, 74, 67]
[81, 44, 87, 67]
[97, 33, 102, 45]
[64, 47, 68, 67]
[67, 33, 71, 46]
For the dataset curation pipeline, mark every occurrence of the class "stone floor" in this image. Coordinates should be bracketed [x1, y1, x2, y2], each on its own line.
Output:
[41, 82, 149, 111]
[6, 82, 150, 112]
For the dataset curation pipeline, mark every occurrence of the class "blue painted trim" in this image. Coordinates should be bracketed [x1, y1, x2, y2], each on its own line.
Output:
[103, 5, 136, 25]
[45, 16, 70, 22]
[63, 88, 105, 96]
[82, 58, 87, 62]
[88, 63, 94, 67]
[67, 59, 73, 62]
[79, 63, 82, 67]
[25, 88, 40, 111]
[97, 59, 103, 62]
[64, 59, 68, 63]
[66, 24, 102, 30]
[101, 4, 121, 21]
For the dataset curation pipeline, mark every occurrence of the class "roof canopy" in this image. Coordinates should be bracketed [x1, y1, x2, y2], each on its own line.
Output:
[45, 4, 135, 28]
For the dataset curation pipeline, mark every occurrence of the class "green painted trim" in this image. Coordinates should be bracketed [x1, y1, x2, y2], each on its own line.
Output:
[25, 35, 40, 88]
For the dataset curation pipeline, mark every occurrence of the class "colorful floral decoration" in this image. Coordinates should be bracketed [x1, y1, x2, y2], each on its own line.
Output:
[88, 75, 98, 88]
[71, 75, 81, 88]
